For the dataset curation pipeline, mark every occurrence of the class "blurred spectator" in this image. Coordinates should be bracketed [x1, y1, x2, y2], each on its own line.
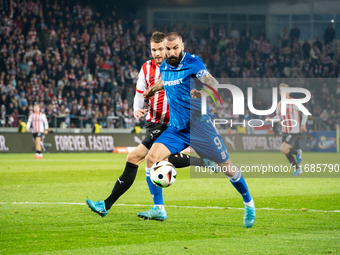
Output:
[17, 118, 26, 133]
[1, 105, 6, 127]
[302, 40, 311, 59]
[281, 26, 290, 48]
[229, 25, 240, 40]
[267, 127, 275, 135]
[320, 109, 329, 122]
[324, 23, 335, 45]
[289, 24, 300, 42]
[313, 37, 323, 53]
[92, 118, 102, 133]
[241, 25, 252, 42]
[310, 44, 321, 65]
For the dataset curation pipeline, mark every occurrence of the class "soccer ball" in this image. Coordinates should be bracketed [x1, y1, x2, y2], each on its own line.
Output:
[150, 161, 177, 188]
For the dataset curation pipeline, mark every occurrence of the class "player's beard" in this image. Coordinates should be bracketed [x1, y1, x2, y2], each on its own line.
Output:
[167, 50, 183, 66]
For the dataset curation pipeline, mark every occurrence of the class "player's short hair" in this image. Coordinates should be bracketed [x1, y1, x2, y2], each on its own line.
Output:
[279, 83, 289, 88]
[150, 31, 166, 43]
[165, 32, 182, 42]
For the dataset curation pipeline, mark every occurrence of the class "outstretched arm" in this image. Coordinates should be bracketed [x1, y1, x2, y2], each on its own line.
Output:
[42, 114, 49, 134]
[26, 114, 32, 132]
[133, 92, 148, 121]
[300, 113, 308, 133]
[143, 77, 164, 100]
[265, 115, 280, 122]
[134, 65, 150, 120]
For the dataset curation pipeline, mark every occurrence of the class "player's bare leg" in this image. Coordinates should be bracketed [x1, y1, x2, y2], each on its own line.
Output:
[280, 142, 291, 155]
[35, 137, 42, 151]
[145, 143, 171, 168]
[40, 135, 46, 152]
[34, 137, 43, 159]
[217, 158, 237, 178]
[126, 144, 149, 165]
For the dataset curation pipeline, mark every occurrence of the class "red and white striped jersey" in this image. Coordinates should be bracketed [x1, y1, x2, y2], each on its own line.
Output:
[133, 59, 170, 124]
[26, 112, 49, 133]
[275, 100, 301, 134]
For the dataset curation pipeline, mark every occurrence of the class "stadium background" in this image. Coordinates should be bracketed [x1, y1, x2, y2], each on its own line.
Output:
[0, 0, 340, 135]
[0, 0, 340, 153]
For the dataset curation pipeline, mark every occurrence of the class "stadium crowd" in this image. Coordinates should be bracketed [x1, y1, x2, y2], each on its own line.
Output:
[0, 0, 340, 131]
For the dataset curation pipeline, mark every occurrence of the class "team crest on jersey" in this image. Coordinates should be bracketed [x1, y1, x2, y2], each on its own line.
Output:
[196, 69, 210, 79]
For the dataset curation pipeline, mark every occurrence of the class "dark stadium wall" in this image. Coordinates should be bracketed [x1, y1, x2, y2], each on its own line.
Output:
[145, 0, 340, 40]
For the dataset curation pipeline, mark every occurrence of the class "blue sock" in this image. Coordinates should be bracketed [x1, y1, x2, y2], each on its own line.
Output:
[229, 168, 252, 203]
[145, 168, 163, 205]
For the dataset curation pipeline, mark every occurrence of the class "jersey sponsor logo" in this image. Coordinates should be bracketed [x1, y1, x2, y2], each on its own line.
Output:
[163, 78, 183, 86]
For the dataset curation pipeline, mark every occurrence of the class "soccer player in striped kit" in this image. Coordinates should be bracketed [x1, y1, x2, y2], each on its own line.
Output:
[266, 83, 307, 176]
[86, 32, 213, 220]
[26, 104, 49, 159]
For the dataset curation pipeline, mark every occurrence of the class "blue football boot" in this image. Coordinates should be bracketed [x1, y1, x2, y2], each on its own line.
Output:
[86, 199, 109, 217]
[137, 207, 167, 221]
[292, 168, 303, 176]
[296, 149, 302, 164]
[244, 204, 256, 228]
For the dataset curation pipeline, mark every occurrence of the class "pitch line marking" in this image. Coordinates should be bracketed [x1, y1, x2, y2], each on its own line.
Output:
[0, 202, 339, 213]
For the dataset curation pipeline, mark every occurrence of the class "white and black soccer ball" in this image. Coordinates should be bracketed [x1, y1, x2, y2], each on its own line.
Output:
[150, 161, 177, 188]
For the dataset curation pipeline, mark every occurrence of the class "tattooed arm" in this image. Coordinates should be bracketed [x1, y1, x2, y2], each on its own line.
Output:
[199, 74, 219, 88]
[191, 74, 219, 99]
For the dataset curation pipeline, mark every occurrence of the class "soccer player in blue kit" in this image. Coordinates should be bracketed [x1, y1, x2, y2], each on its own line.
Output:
[143, 32, 256, 228]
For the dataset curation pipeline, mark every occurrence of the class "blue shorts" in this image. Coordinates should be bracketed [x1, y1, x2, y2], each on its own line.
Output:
[154, 119, 229, 163]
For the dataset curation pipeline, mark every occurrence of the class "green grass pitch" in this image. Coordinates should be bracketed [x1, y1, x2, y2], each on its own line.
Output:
[0, 152, 339, 254]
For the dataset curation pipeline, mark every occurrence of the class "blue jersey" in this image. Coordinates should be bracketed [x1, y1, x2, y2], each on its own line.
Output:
[160, 52, 213, 130]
